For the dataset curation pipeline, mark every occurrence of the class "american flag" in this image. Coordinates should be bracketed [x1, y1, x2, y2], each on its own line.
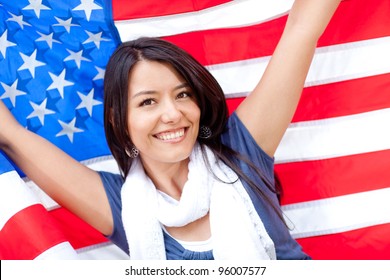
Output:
[1, 0, 390, 259]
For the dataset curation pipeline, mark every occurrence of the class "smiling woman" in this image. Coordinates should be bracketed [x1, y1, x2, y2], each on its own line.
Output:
[0, 0, 342, 260]
[127, 61, 201, 171]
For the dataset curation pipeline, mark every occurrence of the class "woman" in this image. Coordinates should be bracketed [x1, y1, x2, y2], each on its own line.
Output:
[0, 0, 341, 259]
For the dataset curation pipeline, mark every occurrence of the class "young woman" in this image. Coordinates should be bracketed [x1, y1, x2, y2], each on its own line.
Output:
[0, 0, 341, 259]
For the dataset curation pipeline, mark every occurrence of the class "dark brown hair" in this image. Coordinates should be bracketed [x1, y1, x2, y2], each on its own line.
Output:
[103, 37, 284, 222]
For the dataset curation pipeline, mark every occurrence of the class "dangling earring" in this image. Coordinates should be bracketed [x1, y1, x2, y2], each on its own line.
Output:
[198, 125, 212, 139]
[126, 146, 139, 158]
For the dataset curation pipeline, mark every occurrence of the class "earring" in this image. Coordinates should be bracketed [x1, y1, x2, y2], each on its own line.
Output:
[126, 146, 139, 158]
[198, 125, 212, 139]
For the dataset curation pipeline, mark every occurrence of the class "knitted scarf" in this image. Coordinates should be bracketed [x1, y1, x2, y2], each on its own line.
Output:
[121, 144, 276, 260]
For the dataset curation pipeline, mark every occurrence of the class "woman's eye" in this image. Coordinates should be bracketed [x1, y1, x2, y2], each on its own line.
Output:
[177, 92, 191, 99]
[139, 98, 155, 106]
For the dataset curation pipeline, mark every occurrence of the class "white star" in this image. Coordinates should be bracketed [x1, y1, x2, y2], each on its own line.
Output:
[22, 0, 51, 18]
[76, 89, 102, 116]
[18, 49, 46, 78]
[64, 49, 91, 69]
[6, 13, 32, 29]
[53, 17, 78, 33]
[83, 30, 110, 49]
[72, 0, 102, 21]
[27, 98, 56, 125]
[47, 69, 74, 98]
[56, 117, 83, 143]
[93, 66, 105, 81]
[36, 31, 61, 49]
[0, 79, 27, 107]
[0, 30, 17, 58]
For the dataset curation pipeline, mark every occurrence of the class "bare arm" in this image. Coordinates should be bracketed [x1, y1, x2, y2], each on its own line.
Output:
[0, 100, 113, 235]
[236, 0, 341, 157]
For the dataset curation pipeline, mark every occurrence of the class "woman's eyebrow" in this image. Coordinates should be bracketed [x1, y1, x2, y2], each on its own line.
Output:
[174, 82, 190, 91]
[132, 90, 156, 99]
[132, 82, 190, 99]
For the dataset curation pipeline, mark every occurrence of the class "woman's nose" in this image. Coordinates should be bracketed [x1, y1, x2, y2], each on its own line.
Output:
[160, 99, 181, 123]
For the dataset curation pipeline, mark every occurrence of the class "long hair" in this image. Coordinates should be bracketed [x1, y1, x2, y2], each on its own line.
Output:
[103, 37, 285, 223]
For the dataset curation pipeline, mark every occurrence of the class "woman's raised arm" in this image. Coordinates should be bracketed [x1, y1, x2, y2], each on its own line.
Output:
[0, 100, 113, 235]
[236, 0, 341, 157]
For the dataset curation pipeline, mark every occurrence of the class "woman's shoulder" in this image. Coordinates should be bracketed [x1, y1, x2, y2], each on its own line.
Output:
[98, 171, 124, 201]
[98, 171, 124, 187]
[222, 112, 274, 175]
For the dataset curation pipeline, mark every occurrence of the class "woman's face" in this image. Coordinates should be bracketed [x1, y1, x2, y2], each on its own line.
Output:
[127, 60, 201, 168]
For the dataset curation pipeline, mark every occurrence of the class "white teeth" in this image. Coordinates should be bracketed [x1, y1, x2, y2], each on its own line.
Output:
[157, 129, 184, 141]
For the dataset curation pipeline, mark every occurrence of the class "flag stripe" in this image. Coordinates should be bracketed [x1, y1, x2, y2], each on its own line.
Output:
[0, 204, 73, 260]
[75, 242, 129, 260]
[318, 0, 390, 46]
[282, 187, 390, 238]
[294, 73, 390, 122]
[34, 242, 78, 260]
[296, 223, 390, 260]
[163, 0, 390, 66]
[276, 149, 390, 205]
[226, 73, 390, 123]
[114, 0, 293, 42]
[112, 0, 232, 20]
[0, 171, 40, 230]
[207, 37, 390, 97]
[162, 16, 287, 66]
[275, 108, 390, 163]
[49, 207, 108, 250]
[114, 0, 390, 67]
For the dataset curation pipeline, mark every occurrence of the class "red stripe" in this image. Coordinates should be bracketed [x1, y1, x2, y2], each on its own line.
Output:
[294, 73, 390, 122]
[226, 98, 244, 115]
[296, 223, 390, 260]
[227, 73, 390, 122]
[276, 150, 390, 205]
[155, 0, 389, 66]
[319, 0, 390, 46]
[162, 16, 287, 65]
[112, 0, 232, 20]
[0, 204, 69, 260]
[49, 207, 108, 250]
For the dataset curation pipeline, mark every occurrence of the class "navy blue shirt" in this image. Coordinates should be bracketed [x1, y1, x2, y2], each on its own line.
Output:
[98, 112, 310, 260]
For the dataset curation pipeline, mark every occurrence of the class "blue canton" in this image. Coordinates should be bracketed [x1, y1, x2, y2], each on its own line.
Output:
[0, 0, 120, 171]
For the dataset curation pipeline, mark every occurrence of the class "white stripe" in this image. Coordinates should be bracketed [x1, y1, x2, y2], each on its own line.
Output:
[282, 187, 390, 238]
[208, 36, 390, 97]
[34, 242, 79, 260]
[114, 0, 293, 41]
[82, 156, 120, 174]
[76, 242, 128, 260]
[0, 171, 41, 230]
[275, 108, 390, 163]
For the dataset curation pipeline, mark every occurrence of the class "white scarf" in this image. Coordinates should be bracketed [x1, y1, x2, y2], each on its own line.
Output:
[121, 144, 276, 260]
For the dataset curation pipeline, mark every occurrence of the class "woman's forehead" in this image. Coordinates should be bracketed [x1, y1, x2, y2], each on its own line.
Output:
[128, 60, 187, 95]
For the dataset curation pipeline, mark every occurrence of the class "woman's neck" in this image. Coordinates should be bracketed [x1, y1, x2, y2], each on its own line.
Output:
[141, 157, 190, 201]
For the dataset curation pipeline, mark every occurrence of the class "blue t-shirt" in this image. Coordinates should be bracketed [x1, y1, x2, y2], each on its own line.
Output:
[98, 112, 310, 260]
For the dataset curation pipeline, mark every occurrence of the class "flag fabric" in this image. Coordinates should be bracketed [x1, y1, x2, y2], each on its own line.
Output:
[1, 0, 390, 260]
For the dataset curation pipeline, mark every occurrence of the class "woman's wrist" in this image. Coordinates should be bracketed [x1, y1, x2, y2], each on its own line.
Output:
[285, 0, 341, 41]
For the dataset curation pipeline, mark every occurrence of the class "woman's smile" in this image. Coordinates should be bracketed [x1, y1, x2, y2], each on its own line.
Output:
[154, 127, 187, 142]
